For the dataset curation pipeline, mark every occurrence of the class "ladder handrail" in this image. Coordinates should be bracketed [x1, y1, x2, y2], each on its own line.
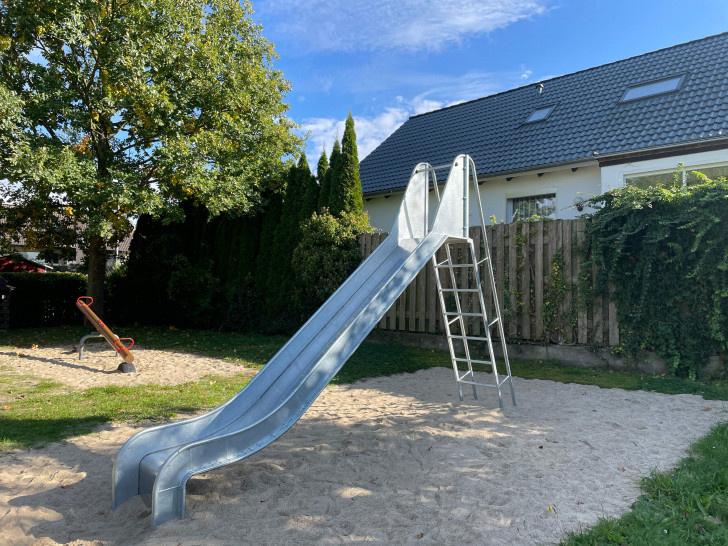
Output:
[429, 155, 516, 408]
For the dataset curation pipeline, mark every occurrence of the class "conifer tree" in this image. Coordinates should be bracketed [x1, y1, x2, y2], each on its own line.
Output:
[299, 153, 319, 221]
[321, 139, 341, 212]
[254, 191, 283, 299]
[329, 113, 363, 216]
[317, 148, 328, 187]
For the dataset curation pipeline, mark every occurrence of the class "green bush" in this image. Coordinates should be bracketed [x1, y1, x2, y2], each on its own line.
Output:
[584, 172, 728, 378]
[292, 210, 374, 319]
[1, 271, 87, 328]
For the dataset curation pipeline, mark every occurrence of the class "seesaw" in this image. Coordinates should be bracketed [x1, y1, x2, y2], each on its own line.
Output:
[76, 296, 136, 373]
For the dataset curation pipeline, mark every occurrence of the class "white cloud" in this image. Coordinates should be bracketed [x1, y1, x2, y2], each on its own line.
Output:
[257, 0, 551, 52]
[298, 66, 534, 163]
[299, 106, 410, 162]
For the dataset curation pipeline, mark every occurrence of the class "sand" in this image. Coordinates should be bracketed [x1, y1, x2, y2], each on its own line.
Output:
[0, 344, 726, 545]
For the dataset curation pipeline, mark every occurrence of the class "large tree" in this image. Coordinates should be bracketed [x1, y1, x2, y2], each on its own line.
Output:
[0, 0, 301, 314]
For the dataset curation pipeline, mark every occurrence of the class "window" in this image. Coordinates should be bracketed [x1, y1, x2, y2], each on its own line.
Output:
[626, 164, 728, 189]
[685, 164, 728, 185]
[620, 75, 685, 102]
[510, 194, 556, 222]
[625, 172, 676, 189]
[525, 105, 555, 123]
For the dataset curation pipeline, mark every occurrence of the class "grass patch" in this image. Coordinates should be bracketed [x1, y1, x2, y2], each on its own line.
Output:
[508, 359, 728, 401]
[0, 373, 252, 451]
[0, 365, 67, 405]
[562, 421, 728, 545]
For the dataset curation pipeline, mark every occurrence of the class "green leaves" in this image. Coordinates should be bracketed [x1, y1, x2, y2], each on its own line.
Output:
[0, 0, 301, 270]
[584, 173, 728, 378]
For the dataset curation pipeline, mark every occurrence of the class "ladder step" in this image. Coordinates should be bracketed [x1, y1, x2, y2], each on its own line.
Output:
[444, 312, 482, 317]
[435, 263, 476, 269]
[454, 357, 493, 366]
[440, 288, 480, 293]
[449, 335, 489, 341]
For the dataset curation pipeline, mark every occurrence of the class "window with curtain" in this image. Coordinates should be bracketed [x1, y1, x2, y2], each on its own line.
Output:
[510, 193, 556, 222]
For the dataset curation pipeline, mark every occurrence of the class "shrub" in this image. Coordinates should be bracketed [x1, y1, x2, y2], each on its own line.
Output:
[2, 271, 87, 328]
[292, 210, 374, 318]
[584, 173, 728, 378]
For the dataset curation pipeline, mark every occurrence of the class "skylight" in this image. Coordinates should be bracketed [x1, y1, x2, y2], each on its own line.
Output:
[525, 105, 555, 123]
[621, 75, 685, 102]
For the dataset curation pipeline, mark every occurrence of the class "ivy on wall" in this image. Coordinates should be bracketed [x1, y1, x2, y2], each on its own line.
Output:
[584, 172, 728, 378]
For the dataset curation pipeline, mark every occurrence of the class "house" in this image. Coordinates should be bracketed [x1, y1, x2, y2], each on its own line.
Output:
[360, 32, 728, 231]
[7, 230, 133, 271]
[0, 255, 51, 273]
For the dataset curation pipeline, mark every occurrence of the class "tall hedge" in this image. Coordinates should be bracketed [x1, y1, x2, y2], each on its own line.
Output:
[113, 200, 264, 328]
[2, 272, 87, 328]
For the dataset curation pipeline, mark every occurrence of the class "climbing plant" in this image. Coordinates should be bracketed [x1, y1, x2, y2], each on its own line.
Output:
[583, 172, 728, 378]
[542, 248, 576, 344]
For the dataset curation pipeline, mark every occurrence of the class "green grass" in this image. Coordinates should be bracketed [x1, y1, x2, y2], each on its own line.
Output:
[0, 374, 252, 450]
[0, 365, 67, 405]
[562, 422, 728, 545]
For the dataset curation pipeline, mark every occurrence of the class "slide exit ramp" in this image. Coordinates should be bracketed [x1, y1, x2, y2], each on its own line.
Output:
[112, 154, 513, 528]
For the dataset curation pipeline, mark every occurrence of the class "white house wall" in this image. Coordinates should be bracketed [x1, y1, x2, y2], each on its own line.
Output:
[363, 163, 602, 232]
[600, 149, 728, 190]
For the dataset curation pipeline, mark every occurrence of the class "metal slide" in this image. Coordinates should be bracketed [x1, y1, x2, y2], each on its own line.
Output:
[113, 155, 491, 528]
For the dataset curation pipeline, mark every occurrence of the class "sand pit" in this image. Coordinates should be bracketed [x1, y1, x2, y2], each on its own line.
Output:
[0, 346, 726, 545]
[0, 343, 251, 390]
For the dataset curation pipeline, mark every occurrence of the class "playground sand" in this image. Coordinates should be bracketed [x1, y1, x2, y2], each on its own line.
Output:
[0, 357, 726, 545]
[0, 343, 252, 390]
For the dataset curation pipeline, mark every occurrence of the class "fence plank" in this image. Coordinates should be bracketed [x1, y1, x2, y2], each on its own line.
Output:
[427, 259, 437, 333]
[608, 283, 619, 346]
[553, 220, 564, 343]
[472, 227, 482, 336]
[534, 221, 544, 340]
[563, 222, 573, 344]
[576, 219, 588, 344]
[408, 273, 417, 332]
[508, 222, 518, 337]
[520, 222, 531, 340]
[495, 223, 505, 329]
[483, 226, 494, 326]
[592, 265, 603, 347]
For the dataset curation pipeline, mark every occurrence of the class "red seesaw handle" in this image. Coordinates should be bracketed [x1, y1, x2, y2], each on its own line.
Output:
[114, 338, 135, 352]
[77, 296, 93, 307]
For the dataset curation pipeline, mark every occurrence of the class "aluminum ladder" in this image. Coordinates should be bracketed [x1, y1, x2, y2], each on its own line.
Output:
[422, 157, 516, 408]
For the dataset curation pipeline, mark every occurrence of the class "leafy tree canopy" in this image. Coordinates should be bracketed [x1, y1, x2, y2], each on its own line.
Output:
[0, 0, 302, 310]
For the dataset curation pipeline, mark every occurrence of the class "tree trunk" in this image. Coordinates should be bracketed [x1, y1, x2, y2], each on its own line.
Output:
[87, 235, 107, 319]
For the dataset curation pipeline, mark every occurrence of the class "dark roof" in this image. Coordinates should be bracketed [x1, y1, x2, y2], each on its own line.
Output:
[360, 32, 728, 195]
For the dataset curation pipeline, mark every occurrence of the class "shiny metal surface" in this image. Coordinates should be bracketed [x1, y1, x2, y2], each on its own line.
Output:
[112, 154, 513, 528]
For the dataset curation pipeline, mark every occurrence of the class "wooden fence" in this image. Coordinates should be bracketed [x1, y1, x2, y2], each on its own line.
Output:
[359, 219, 619, 347]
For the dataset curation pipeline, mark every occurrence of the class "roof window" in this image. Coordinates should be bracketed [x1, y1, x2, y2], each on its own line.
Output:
[620, 75, 685, 102]
[525, 105, 555, 123]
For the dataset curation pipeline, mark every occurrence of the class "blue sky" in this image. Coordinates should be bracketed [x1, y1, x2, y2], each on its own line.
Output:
[252, 0, 728, 163]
